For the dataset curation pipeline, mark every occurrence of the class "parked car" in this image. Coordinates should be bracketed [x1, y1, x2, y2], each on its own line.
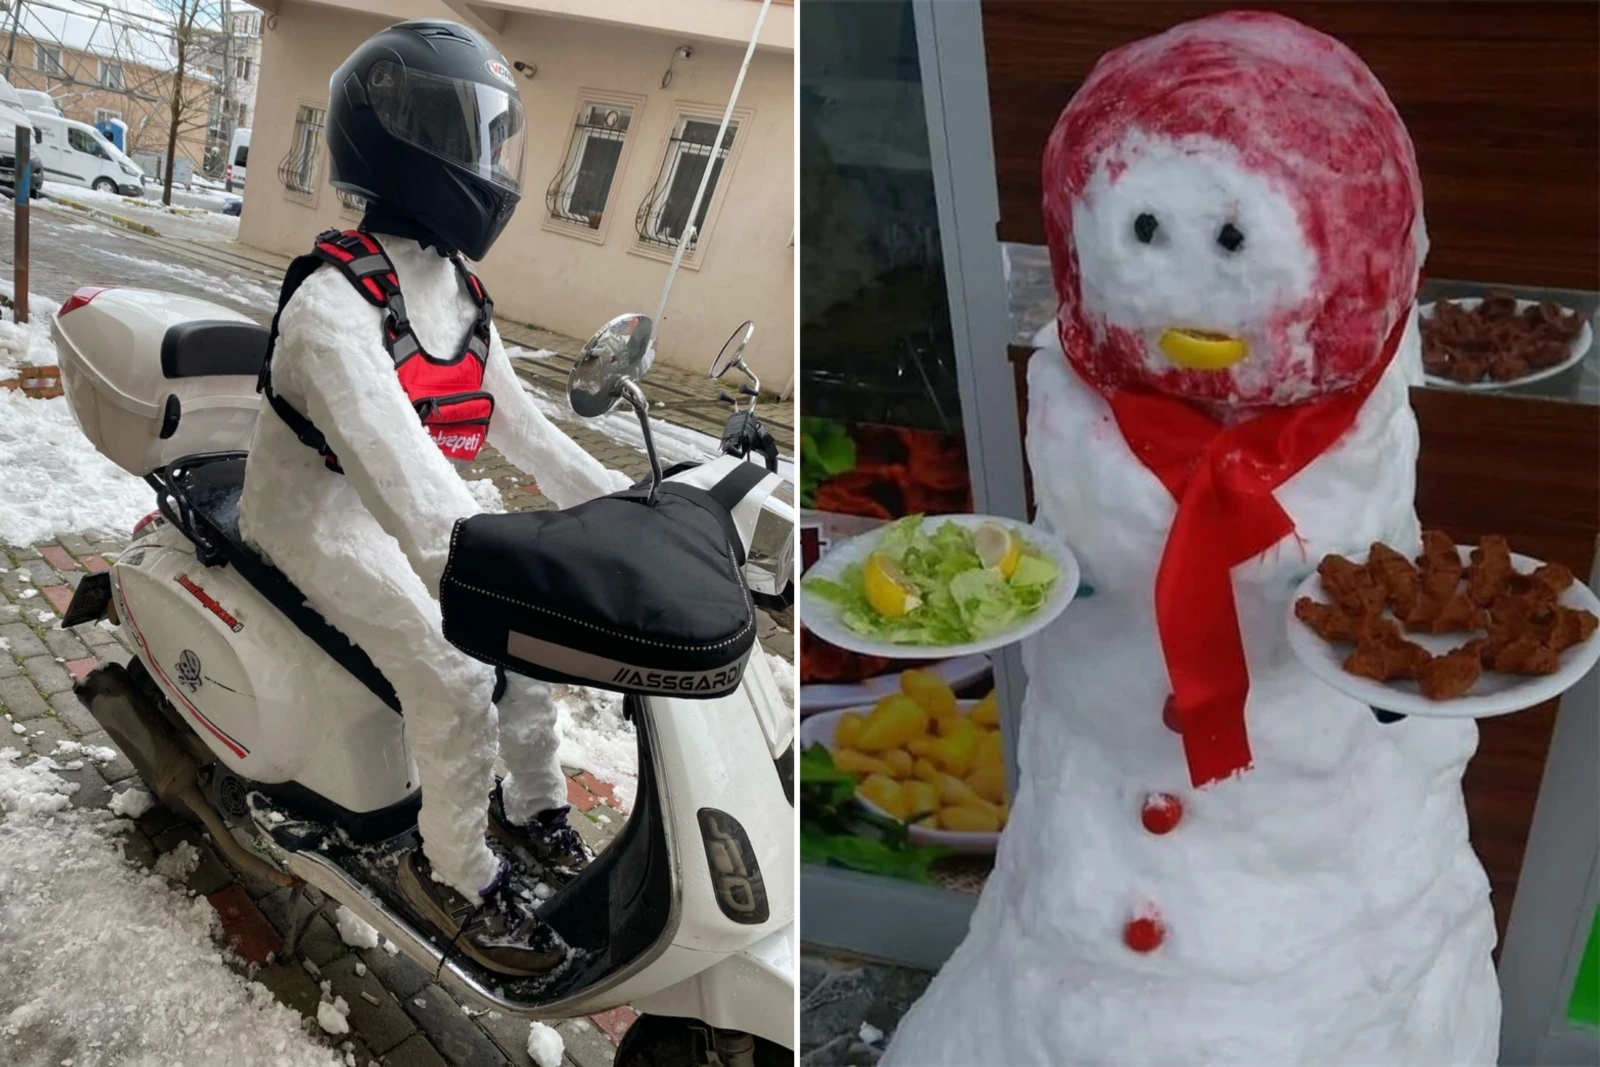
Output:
[225, 127, 249, 192]
[0, 74, 42, 198]
[31, 113, 141, 195]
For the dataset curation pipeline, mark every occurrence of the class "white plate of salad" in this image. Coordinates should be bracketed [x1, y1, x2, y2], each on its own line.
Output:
[801, 513, 1080, 658]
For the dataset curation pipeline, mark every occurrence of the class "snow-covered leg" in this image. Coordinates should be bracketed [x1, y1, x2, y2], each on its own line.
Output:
[240, 475, 501, 900]
[496, 673, 567, 822]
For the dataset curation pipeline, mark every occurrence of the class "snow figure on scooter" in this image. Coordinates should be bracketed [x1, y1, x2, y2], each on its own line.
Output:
[239, 19, 631, 975]
[883, 12, 1500, 1065]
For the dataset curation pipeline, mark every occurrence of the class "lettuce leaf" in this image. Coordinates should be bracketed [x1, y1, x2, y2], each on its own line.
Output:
[801, 516, 1062, 646]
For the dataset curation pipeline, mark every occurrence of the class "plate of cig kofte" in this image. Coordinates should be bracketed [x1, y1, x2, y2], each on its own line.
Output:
[1287, 531, 1600, 718]
[1420, 291, 1592, 389]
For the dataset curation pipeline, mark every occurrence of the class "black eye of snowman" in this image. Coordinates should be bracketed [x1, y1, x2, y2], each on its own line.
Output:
[1217, 222, 1245, 253]
[1133, 213, 1159, 244]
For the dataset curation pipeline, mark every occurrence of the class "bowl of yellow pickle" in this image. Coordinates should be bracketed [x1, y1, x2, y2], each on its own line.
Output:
[799, 668, 1007, 854]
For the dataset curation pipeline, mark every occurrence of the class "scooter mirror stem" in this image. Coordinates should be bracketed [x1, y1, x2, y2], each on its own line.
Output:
[619, 379, 663, 506]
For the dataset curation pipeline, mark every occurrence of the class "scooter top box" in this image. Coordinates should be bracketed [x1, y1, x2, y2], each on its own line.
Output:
[52, 286, 266, 476]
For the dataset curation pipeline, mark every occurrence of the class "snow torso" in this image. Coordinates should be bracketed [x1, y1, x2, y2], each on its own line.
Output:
[239, 235, 486, 584]
[883, 335, 1500, 1066]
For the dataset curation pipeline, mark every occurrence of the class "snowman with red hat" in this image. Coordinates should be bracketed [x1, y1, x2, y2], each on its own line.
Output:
[883, 12, 1499, 1065]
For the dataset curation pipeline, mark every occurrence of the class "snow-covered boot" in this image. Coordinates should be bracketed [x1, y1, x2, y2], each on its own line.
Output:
[396, 852, 566, 976]
[487, 786, 594, 888]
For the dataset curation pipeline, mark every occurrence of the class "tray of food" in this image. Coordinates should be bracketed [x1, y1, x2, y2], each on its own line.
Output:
[1420, 292, 1592, 389]
[799, 669, 1009, 855]
[801, 514, 1078, 658]
[1287, 531, 1600, 718]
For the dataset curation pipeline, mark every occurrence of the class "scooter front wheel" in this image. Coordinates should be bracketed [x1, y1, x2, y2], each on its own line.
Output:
[614, 1015, 789, 1067]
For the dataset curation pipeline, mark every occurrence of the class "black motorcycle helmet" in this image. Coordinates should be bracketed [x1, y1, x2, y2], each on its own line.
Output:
[327, 19, 524, 261]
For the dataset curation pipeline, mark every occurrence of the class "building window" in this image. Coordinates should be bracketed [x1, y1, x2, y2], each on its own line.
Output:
[277, 103, 324, 196]
[94, 108, 122, 125]
[99, 61, 123, 90]
[233, 12, 259, 36]
[337, 188, 366, 215]
[238, 103, 248, 127]
[636, 115, 738, 249]
[35, 44, 62, 77]
[546, 101, 631, 226]
[235, 56, 252, 80]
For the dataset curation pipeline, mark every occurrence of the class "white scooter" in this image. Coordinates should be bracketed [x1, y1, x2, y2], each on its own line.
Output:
[51, 287, 796, 1067]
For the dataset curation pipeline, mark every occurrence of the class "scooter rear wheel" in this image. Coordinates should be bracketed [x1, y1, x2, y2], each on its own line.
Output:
[613, 1015, 789, 1067]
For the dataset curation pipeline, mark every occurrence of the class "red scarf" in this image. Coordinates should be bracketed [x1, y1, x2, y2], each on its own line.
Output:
[1100, 312, 1409, 788]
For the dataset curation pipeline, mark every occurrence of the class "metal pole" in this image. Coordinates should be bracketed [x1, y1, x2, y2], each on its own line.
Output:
[13, 122, 29, 324]
[648, 0, 771, 341]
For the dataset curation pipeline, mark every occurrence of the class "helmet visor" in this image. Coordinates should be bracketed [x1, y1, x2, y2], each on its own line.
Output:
[367, 60, 525, 192]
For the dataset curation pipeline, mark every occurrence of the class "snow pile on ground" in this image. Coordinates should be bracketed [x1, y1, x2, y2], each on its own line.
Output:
[526, 1021, 564, 1067]
[152, 839, 200, 882]
[464, 478, 506, 514]
[507, 346, 557, 361]
[0, 750, 346, 1066]
[314, 999, 350, 1037]
[108, 786, 154, 819]
[0, 382, 152, 546]
[0, 313, 62, 378]
[94, 249, 276, 312]
[552, 686, 636, 810]
[333, 906, 379, 950]
[48, 186, 242, 239]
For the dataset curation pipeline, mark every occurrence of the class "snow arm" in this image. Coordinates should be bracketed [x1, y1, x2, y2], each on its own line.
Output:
[483, 329, 632, 508]
[276, 269, 479, 596]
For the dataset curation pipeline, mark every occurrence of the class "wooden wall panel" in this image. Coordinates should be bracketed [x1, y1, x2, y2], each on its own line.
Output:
[1007, 344, 1600, 946]
[982, 1, 1600, 290]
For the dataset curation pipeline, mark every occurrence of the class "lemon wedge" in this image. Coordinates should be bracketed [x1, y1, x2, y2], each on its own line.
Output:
[1157, 328, 1248, 371]
[863, 553, 921, 618]
[974, 521, 1022, 578]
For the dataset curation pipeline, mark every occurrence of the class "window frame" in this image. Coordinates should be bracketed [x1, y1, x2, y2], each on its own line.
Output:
[629, 103, 753, 270]
[541, 89, 646, 246]
[93, 108, 122, 126]
[35, 43, 62, 78]
[98, 60, 123, 90]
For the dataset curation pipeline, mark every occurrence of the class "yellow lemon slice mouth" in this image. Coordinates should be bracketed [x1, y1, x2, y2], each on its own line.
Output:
[1157, 328, 1248, 371]
[863, 553, 921, 618]
[973, 521, 1022, 578]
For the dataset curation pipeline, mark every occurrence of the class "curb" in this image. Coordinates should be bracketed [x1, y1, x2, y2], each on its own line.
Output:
[46, 193, 161, 237]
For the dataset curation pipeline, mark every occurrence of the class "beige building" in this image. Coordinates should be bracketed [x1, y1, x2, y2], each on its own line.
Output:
[6, 37, 211, 167]
[240, 0, 794, 394]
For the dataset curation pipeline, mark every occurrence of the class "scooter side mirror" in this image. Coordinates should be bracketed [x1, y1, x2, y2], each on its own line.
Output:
[568, 313, 655, 418]
[710, 320, 754, 380]
[569, 313, 665, 505]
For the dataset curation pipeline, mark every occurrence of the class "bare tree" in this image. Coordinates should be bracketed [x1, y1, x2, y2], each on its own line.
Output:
[159, 0, 208, 204]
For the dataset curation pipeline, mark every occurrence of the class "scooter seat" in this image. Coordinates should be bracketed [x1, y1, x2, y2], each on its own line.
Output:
[162, 454, 402, 712]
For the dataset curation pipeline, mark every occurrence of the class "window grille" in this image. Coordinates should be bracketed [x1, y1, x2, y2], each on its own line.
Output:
[546, 102, 631, 226]
[336, 188, 366, 214]
[635, 116, 737, 249]
[277, 104, 324, 195]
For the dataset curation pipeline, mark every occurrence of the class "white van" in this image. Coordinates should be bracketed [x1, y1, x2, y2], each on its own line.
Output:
[32, 113, 141, 196]
[225, 127, 249, 191]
